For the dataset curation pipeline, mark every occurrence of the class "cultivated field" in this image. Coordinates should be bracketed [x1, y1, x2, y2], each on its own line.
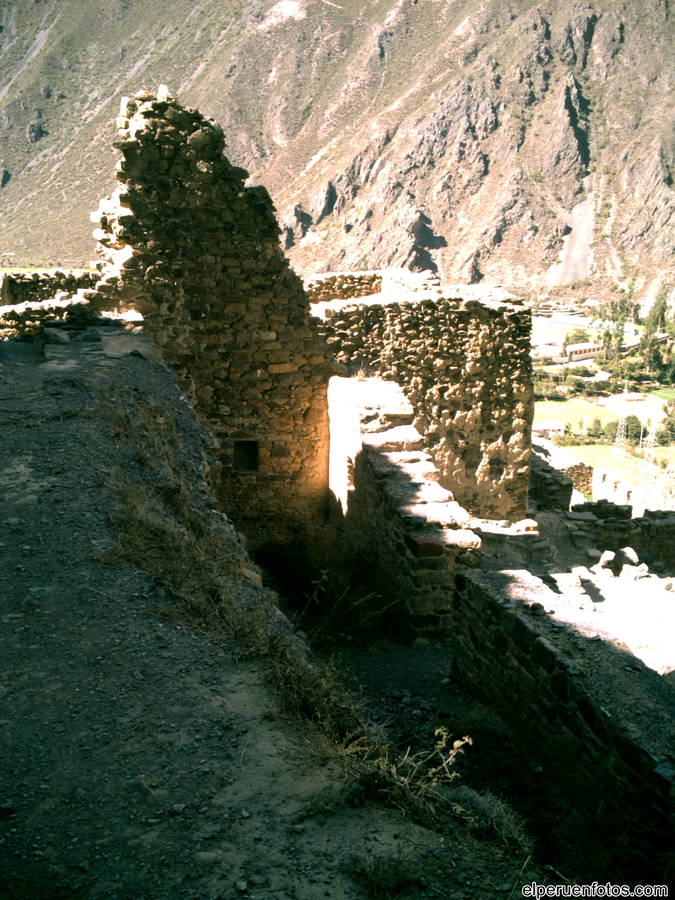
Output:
[534, 392, 669, 431]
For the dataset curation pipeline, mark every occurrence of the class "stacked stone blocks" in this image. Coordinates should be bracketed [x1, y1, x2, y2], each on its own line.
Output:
[313, 294, 533, 521]
[304, 271, 383, 303]
[89, 87, 332, 545]
[338, 379, 481, 632]
[0, 270, 97, 306]
[453, 569, 675, 878]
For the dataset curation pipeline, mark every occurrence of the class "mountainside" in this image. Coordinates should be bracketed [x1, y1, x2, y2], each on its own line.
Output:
[0, 0, 672, 301]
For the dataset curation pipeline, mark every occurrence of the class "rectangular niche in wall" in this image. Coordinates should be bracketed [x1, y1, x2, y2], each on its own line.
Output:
[233, 440, 260, 473]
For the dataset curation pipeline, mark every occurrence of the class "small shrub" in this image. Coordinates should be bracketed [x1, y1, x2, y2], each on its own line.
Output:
[438, 784, 533, 854]
[352, 846, 421, 898]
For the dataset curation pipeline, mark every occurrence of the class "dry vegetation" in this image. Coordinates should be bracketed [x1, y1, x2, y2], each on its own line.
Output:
[102, 389, 534, 856]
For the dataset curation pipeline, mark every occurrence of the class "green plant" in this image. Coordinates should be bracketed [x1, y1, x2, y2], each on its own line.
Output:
[564, 328, 591, 346]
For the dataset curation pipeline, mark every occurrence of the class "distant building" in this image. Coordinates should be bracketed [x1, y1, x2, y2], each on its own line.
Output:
[561, 341, 604, 363]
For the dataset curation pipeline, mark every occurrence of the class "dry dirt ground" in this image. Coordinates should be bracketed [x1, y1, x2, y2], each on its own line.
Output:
[0, 323, 545, 900]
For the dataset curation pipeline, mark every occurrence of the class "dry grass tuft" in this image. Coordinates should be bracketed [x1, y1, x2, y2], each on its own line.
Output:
[437, 784, 534, 854]
[352, 845, 421, 898]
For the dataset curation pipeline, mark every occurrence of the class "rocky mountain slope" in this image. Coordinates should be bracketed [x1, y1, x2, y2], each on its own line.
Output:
[0, 0, 672, 301]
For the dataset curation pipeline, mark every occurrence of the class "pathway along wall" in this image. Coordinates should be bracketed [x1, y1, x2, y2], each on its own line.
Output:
[89, 87, 331, 547]
[313, 295, 533, 521]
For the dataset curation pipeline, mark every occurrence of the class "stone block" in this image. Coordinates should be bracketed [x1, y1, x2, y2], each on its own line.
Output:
[507, 614, 539, 652]
[531, 636, 560, 672]
[406, 532, 445, 557]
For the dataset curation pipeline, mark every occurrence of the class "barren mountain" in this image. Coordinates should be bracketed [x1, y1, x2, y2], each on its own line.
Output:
[0, 0, 672, 300]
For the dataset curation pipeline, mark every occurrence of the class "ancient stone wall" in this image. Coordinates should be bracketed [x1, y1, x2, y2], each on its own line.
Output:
[561, 461, 593, 496]
[304, 271, 382, 303]
[89, 87, 332, 547]
[0, 270, 97, 305]
[313, 295, 533, 521]
[0, 294, 93, 337]
[529, 451, 574, 510]
[453, 569, 675, 880]
[304, 268, 443, 304]
[346, 446, 481, 633]
[568, 501, 675, 571]
[329, 377, 481, 633]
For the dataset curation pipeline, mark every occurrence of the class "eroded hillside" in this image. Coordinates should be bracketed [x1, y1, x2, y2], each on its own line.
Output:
[0, 0, 672, 300]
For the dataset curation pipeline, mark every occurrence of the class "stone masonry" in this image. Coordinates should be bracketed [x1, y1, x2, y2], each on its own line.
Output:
[88, 86, 332, 547]
[329, 378, 481, 633]
[304, 271, 382, 303]
[0, 270, 97, 306]
[453, 569, 674, 879]
[313, 293, 533, 521]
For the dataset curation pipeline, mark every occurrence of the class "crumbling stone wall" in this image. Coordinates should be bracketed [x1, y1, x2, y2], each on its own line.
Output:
[304, 271, 382, 303]
[90, 87, 331, 546]
[0, 270, 97, 305]
[561, 461, 593, 496]
[568, 501, 675, 571]
[453, 569, 675, 880]
[314, 295, 533, 520]
[329, 377, 481, 633]
[347, 445, 481, 633]
[529, 450, 574, 510]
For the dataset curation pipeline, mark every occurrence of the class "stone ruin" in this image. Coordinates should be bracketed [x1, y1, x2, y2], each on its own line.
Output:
[88, 86, 332, 547]
[2, 89, 672, 871]
[313, 286, 532, 521]
[82, 86, 533, 562]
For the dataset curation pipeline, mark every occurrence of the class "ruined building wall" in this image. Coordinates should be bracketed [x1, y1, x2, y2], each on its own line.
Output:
[314, 296, 533, 521]
[90, 87, 331, 546]
[304, 272, 383, 303]
[529, 451, 574, 511]
[0, 270, 97, 305]
[453, 569, 675, 879]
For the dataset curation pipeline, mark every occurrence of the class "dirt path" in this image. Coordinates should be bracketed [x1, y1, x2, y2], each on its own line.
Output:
[0, 328, 542, 899]
[0, 337, 351, 898]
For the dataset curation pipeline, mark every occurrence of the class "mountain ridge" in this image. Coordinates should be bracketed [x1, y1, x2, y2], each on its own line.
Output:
[0, 0, 672, 302]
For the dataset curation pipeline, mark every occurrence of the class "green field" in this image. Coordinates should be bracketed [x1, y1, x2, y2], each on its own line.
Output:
[534, 398, 615, 429]
[534, 392, 670, 431]
[555, 443, 670, 485]
[651, 388, 675, 402]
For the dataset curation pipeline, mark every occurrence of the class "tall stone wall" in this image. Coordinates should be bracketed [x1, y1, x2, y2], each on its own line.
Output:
[313, 295, 533, 521]
[89, 87, 332, 546]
